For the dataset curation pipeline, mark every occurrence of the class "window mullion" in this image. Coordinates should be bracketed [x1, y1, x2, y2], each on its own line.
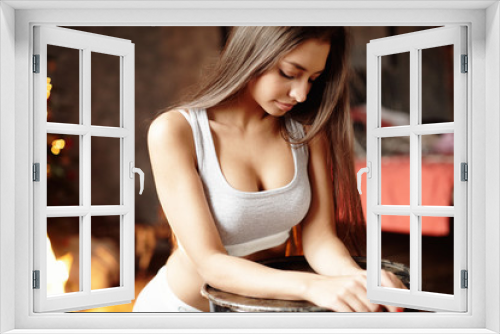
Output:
[373, 123, 455, 138]
[375, 54, 382, 289]
[413, 123, 454, 135]
[365, 45, 379, 295]
[453, 27, 468, 310]
[417, 48, 423, 296]
[33, 28, 49, 309]
[81, 47, 92, 294]
[122, 51, 135, 291]
[90, 126, 129, 138]
[409, 48, 421, 295]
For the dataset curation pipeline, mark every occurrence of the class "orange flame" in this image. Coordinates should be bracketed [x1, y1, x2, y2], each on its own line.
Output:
[46, 236, 73, 295]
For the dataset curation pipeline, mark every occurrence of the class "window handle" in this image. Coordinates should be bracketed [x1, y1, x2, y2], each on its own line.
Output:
[357, 162, 371, 195]
[129, 162, 144, 195]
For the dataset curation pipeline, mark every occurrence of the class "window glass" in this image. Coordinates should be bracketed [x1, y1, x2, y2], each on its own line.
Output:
[91, 137, 121, 206]
[47, 217, 80, 295]
[421, 45, 454, 124]
[91, 52, 121, 127]
[421, 134, 454, 206]
[380, 215, 410, 290]
[47, 45, 80, 124]
[381, 52, 410, 127]
[91, 216, 121, 290]
[47, 134, 80, 206]
[421, 216, 454, 294]
[381, 137, 410, 205]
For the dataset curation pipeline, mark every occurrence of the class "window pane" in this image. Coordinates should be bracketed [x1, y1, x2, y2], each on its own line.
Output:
[421, 45, 454, 124]
[381, 215, 410, 289]
[47, 45, 80, 124]
[91, 52, 121, 127]
[421, 134, 454, 206]
[381, 52, 410, 127]
[47, 134, 80, 206]
[91, 137, 121, 205]
[381, 137, 410, 205]
[91, 216, 121, 290]
[47, 217, 80, 295]
[421, 216, 454, 294]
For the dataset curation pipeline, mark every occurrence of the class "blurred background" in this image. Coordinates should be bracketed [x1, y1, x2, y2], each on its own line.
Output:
[45, 26, 454, 312]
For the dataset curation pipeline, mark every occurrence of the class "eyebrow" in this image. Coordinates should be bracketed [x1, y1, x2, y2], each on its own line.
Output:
[283, 61, 324, 75]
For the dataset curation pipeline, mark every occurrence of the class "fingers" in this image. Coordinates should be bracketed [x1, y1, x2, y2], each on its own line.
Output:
[381, 270, 408, 290]
[378, 270, 408, 312]
[313, 272, 405, 312]
[340, 293, 382, 312]
[339, 294, 368, 312]
[334, 277, 382, 312]
[348, 271, 401, 312]
[329, 297, 355, 312]
[349, 278, 381, 312]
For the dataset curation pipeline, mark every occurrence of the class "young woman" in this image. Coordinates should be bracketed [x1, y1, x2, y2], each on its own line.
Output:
[133, 27, 406, 313]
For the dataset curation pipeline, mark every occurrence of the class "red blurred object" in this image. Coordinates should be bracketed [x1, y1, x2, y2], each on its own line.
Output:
[355, 158, 454, 236]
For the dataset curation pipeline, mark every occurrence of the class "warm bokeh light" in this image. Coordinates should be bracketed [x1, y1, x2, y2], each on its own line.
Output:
[47, 77, 52, 119]
[51, 139, 66, 155]
[47, 236, 73, 295]
[53, 139, 66, 149]
[47, 77, 52, 99]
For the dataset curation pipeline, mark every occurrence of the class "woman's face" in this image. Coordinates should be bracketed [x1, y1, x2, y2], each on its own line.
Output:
[247, 38, 330, 117]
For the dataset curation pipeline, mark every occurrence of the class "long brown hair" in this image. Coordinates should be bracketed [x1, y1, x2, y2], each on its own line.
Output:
[167, 27, 366, 256]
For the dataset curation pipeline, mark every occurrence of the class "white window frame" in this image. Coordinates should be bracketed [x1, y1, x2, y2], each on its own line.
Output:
[365, 26, 468, 312]
[33, 26, 136, 312]
[0, 1, 499, 333]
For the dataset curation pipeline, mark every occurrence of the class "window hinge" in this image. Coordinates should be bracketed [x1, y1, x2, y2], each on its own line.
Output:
[461, 270, 468, 289]
[461, 162, 468, 181]
[33, 163, 40, 182]
[33, 54, 40, 73]
[33, 270, 40, 289]
[461, 54, 468, 73]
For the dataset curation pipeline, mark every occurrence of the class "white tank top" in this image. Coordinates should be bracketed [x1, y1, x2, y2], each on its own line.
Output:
[179, 108, 311, 257]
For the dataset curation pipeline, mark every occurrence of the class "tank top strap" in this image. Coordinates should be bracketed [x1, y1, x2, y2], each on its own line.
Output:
[195, 108, 213, 145]
[177, 108, 206, 172]
[195, 108, 222, 175]
[286, 117, 309, 159]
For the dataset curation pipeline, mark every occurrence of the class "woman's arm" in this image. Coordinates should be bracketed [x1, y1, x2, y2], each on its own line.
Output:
[301, 132, 361, 275]
[301, 132, 406, 295]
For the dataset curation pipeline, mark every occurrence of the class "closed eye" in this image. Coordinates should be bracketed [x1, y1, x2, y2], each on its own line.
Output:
[281, 69, 318, 84]
[279, 69, 294, 80]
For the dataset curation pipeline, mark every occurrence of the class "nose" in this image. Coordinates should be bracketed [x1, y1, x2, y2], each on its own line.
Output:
[289, 80, 309, 103]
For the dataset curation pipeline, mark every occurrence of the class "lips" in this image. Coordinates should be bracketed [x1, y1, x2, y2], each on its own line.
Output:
[275, 101, 295, 112]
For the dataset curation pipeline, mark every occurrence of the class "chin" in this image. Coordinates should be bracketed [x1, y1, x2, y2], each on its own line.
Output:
[268, 110, 287, 118]
[266, 106, 288, 117]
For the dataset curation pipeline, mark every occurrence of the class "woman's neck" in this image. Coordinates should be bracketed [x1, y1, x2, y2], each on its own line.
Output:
[208, 93, 279, 134]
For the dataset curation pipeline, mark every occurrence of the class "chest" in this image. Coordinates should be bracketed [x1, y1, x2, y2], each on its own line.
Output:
[209, 125, 295, 192]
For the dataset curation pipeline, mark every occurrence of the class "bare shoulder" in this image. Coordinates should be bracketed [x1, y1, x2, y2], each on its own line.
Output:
[148, 110, 190, 141]
[148, 109, 196, 161]
[307, 130, 329, 156]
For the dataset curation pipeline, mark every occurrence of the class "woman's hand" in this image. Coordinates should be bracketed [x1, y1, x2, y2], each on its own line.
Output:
[305, 269, 406, 312]
[342, 266, 407, 291]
